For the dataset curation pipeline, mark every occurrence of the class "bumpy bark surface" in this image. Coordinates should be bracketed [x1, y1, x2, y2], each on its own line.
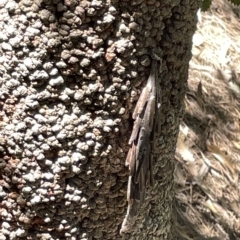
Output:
[0, 0, 200, 239]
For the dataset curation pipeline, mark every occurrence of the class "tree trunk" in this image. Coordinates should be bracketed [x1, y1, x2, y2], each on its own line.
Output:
[0, 0, 200, 239]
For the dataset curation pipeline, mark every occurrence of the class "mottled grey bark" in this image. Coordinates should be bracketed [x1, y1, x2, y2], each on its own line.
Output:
[0, 0, 200, 239]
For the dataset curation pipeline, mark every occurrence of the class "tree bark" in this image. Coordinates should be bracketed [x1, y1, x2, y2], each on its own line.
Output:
[0, 0, 200, 239]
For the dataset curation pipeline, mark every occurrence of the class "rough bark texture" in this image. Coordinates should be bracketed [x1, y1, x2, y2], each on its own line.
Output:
[0, 0, 200, 239]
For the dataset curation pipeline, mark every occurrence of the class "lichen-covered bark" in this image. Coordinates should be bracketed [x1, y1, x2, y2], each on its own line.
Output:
[0, 0, 200, 239]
